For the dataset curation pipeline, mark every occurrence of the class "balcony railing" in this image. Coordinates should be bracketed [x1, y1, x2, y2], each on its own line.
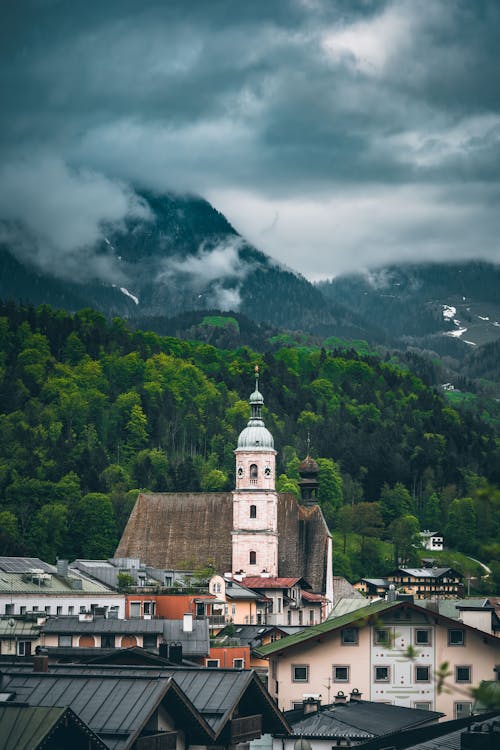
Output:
[208, 614, 227, 628]
[136, 731, 177, 750]
[230, 715, 262, 743]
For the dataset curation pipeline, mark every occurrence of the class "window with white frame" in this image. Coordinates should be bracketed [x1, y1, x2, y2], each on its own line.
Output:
[374, 628, 390, 645]
[233, 658, 244, 669]
[448, 629, 465, 646]
[374, 666, 390, 682]
[414, 702, 431, 710]
[58, 635, 72, 647]
[206, 658, 220, 668]
[292, 664, 309, 682]
[415, 628, 431, 645]
[341, 627, 358, 645]
[455, 665, 472, 683]
[333, 665, 350, 682]
[454, 702, 472, 719]
[415, 665, 431, 682]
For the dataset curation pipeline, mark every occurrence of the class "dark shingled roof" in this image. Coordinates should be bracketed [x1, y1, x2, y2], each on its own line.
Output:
[1, 664, 290, 744]
[115, 492, 331, 593]
[0, 705, 108, 750]
[282, 701, 443, 739]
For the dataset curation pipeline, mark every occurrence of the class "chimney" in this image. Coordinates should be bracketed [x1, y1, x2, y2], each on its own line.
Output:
[183, 613, 193, 632]
[159, 642, 169, 659]
[33, 655, 49, 673]
[302, 697, 320, 715]
[350, 689, 363, 703]
[386, 584, 397, 602]
[169, 643, 183, 665]
[56, 559, 69, 577]
[333, 690, 348, 705]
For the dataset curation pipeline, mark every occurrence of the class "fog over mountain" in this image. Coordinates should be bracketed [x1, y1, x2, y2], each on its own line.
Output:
[1, 1, 500, 281]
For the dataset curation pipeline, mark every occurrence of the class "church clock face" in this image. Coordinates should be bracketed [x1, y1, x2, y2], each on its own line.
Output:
[264, 466, 271, 477]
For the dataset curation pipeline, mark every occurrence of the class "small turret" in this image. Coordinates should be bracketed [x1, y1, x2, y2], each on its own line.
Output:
[298, 453, 319, 506]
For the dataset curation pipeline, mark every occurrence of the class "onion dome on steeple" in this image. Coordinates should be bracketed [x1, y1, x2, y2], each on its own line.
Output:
[237, 366, 274, 451]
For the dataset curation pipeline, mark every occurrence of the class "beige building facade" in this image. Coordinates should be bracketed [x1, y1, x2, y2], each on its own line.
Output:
[258, 599, 500, 720]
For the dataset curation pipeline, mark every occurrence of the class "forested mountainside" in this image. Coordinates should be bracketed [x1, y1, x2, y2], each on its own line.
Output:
[0, 301, 499, 583]
[0, 191, 369, 339]
[319, 261, 500, 353]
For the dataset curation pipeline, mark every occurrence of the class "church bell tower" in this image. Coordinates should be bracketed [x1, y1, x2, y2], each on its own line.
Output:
[232, 367, 278, 576]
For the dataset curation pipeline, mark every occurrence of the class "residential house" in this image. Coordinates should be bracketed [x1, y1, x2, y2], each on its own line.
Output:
[0, 617, 42, 657]
[256, 599, 500, 720]
[0, 660, 290, 750]
[240, 576, 325, 626]
[215, 623, 306, 678]
[354, 568, 463, 600]
[353, 578, 391, 600]
[41, 611, 209, 664]
[273, 693, 442, 750]
[418, 598, 500, 637]
[420, 531, 444, 552]
[0, 557, 125, 617]
[387, 568, 463, 599]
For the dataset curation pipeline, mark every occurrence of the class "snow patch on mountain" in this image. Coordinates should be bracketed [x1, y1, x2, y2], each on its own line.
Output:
[442, 305, 456, 319]
[120, 287, 139, 305]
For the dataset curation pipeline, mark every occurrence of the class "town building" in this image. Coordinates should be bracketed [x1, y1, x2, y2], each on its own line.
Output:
[40, 611, 209, 664]
[0, 557, 125, 618]
[419, 531, 444, 552]
[354, 567, 463, 600]
[208, 574, 326, 628]
[273, 693, 442, 750]
[0, 660, 290, 750]
[256, 598, 500, 720]
[116, 371, 333, 604]
[0, 616, 42, 657]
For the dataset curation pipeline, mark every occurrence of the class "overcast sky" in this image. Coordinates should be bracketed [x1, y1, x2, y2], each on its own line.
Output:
[1, 0, 500, 281]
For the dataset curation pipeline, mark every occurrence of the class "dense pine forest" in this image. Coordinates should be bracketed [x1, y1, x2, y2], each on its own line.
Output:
[0, 301, 499, 585]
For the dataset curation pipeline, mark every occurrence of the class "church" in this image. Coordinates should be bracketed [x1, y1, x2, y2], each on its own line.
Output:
[116, 369, 333, 600]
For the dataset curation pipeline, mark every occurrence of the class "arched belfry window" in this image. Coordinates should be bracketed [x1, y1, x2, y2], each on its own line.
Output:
[250, 505, 257, 519]
[250, 464, 258, 479]
[249, 551, 256, 565]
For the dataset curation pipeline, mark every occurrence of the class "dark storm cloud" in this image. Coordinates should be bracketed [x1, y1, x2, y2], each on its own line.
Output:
[0, 0, 499, 278]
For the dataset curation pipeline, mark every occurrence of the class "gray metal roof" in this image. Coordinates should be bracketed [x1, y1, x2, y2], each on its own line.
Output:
[1, 663, 289, 743]
[283, 701, 443, 739]
[42, 616, 209, 655]
[0, 667, 185, 750]
[42, 616, 165, 634]
[0, 620, 41, 639]
[0, 705, 108, 750]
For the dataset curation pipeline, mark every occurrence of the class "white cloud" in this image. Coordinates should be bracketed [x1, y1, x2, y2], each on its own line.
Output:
[0, 156, 151, 283]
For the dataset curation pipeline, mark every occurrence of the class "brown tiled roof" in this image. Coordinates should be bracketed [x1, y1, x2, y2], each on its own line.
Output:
[115, 493, 331, 593]
[115, 492, 234, 572]
[241, 577, 305, 589]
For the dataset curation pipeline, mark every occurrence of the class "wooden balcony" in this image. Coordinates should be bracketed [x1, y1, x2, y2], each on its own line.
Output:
[230, 714, 262, 743]
[136, 731, 177, 750]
